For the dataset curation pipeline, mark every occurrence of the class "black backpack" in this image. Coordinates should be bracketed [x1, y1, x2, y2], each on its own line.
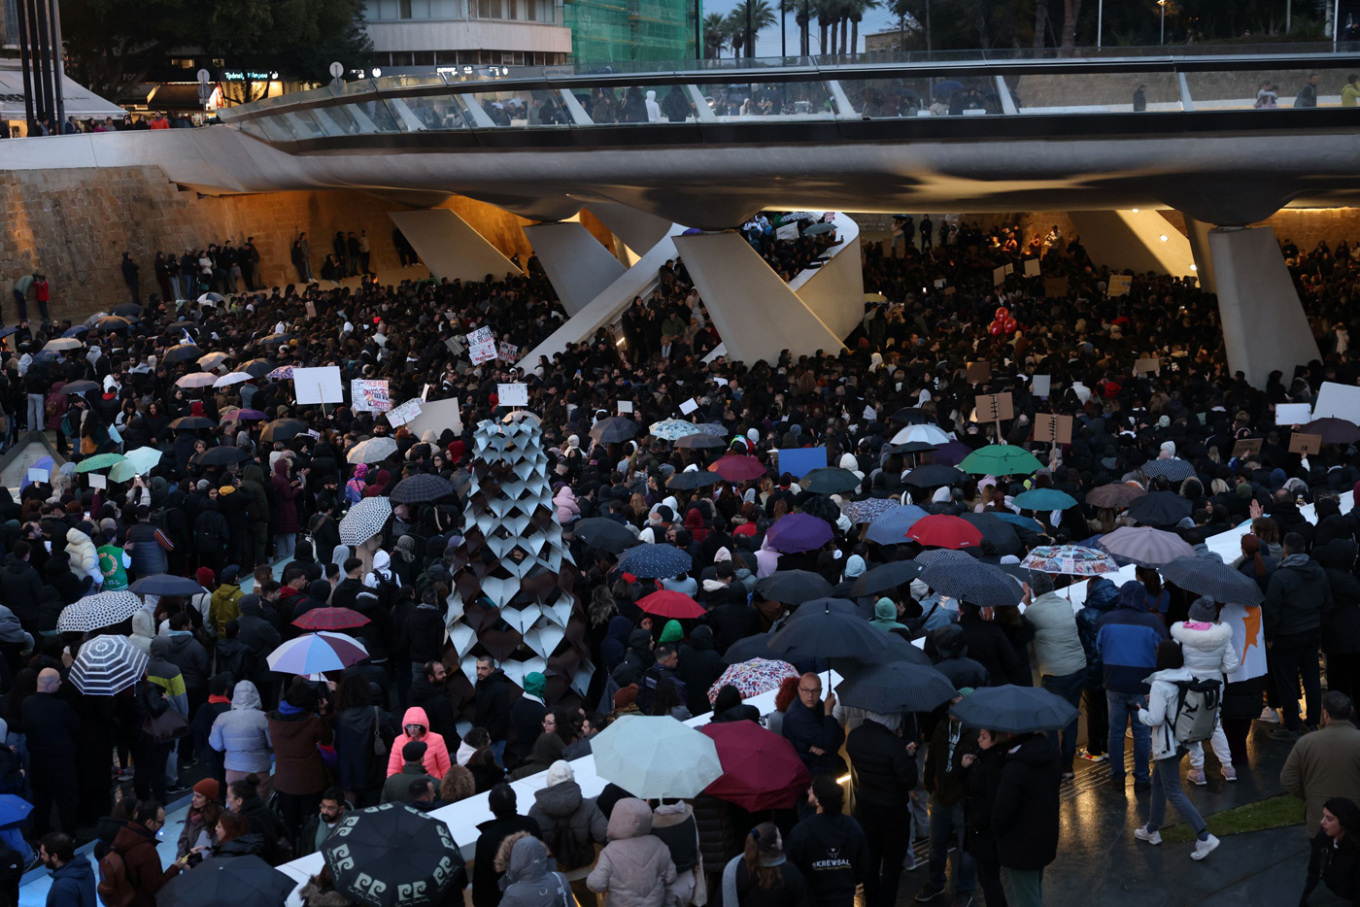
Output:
[548, 818, 591, 871]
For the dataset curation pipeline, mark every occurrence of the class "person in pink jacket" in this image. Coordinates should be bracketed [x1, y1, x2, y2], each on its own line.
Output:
[386, 707, 451, 779]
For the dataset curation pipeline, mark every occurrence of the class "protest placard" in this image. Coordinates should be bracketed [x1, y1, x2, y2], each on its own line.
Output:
[975, 392, 1014, 423]
[1232, 438, 1263, 459]
[1024, 258, 1041, 277]
[293, 367, 344, 404]
[777, 447, 827, 479]
[1034, 413, 1074, 445]
[387, 399, 423, 427]
[351, 379, 391, 413]
[497, 383, 529, 407]
[1289, 433, 1323, 456]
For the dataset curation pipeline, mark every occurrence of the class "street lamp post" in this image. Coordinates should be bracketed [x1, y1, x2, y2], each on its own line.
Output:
[1158, 0, 1167, 44]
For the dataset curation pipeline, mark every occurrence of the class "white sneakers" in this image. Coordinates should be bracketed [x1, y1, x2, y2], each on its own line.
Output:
[1134, 825, 1162, 845]
[1135, 826, 1221, 860]
[1191, 835, 1221, 861]
[1259, 707, 1281, 724]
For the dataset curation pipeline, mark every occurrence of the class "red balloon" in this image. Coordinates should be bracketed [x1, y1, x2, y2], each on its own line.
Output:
[1005, 317, 1018, 333]
[995, 307, 1009, 320]
[989, 322, 1003, 336]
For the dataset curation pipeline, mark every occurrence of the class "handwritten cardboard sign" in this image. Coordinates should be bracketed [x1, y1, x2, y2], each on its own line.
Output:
[1289, 432, 1323, 456]
[975, 392, 1014, 423]
[1232, 438, 1263, 459]
[1033, 413, 1074, 445]
[1134, 358, 1161, 377]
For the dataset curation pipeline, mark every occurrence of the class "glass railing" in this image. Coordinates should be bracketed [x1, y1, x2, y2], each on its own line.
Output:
[219, 48, 1360, 141]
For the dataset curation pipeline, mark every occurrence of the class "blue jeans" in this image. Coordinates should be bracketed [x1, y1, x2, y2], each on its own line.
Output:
[1107, 690, 1151, 783]
[1042, 670, 1085, 772]
[1147, 754, 1206, 835]
[929, 802, 974, 894]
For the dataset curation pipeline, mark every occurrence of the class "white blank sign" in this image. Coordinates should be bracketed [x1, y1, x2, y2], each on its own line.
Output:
[292, 366, 344, 404]
[1313, 382, 1360, 423]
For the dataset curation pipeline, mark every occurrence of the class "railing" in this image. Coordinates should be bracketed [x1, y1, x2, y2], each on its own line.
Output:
[216, 49, 1360, 148]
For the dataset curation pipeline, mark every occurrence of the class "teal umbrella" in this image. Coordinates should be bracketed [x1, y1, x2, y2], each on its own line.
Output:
[959, 445, 1044, 476]
[75, 453, 126, 473]
[1012, 488, 1079, 510]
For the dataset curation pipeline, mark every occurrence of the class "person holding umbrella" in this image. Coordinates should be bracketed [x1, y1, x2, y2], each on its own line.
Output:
[782, 674, 846, 778]
[917, 690, 979, 906]
[1133, 641, 1222, 861]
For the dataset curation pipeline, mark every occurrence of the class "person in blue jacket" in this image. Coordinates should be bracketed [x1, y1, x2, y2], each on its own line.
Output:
[1075, 576, 1119, 763]
[1096, 580, 1169, 790]
[41, 832, 97, 907]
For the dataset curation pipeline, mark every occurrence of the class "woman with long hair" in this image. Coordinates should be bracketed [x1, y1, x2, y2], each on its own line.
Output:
[721, 821, 814, 907]
[1302, 797, 1360, 905]
[331, 671, 389, 807]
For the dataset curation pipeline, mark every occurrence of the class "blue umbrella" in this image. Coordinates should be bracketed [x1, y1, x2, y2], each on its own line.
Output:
[61, 325, 89, 338]
[618, 543, 693, 579]
[865, 505, 929, 545]
[1012, 488, 1079, 511]
[0, 795, 32, 828]
[992, 511, 1046, 534]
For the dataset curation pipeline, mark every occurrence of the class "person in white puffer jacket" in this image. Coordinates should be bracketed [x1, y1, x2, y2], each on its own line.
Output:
[1171, 596, 1240, 785]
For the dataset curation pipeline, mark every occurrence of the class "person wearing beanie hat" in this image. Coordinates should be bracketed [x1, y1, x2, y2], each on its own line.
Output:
[613, 683, 640, 713]
[659, 620, 684, 645]
[529, 759, 609, 877]
[176, 778, 224, 859]
[508, 675, 548, 768]
[381, 740, 436, 804]
[843, 554, 867, 581]
[870, 597, 907, 633]
[196, 566, 216, 589]
[1171, 597, 1239, 784]
[209, 565, 244, 638]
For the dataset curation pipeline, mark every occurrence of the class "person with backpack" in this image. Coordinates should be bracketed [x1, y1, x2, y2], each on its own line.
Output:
[101, 800, 180, 906]
[192, 497, 230, 579]
[1171, 597, 1240, 786]
[1133, 640, 1222, 861]
[528, 760, 608, 901]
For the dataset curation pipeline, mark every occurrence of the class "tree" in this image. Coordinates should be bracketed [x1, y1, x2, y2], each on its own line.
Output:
[726, 0, 776, 57]
[847, 0, 879, 55]
[61, 0, 371, 106]
[703, 12, 729, 58]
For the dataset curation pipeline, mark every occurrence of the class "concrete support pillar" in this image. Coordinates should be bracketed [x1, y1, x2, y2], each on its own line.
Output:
[673, 232, 846, 364]
[1068, 210, 1196, 276]
[522, 222, 626, 316]
[1209, 226, 1319, 388]
[586, 202, 675, 258]
[1183, 216, 1217, 293]
[388, 209, 522, 283]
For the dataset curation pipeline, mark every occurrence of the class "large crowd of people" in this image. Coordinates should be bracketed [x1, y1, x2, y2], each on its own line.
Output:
[0, 209, 1359, 907]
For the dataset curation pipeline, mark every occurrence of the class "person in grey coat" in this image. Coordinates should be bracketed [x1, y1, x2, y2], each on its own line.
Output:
[209, 680, 273, 795]
[497, 832, 574, 907]
[527, 760, 608, 879]
[1023, 573, 1087, 777]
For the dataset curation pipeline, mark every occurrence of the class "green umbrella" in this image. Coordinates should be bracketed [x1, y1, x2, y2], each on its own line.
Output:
[1012, 488, 1079, 510]
[959, 445, 1044, 476]
[74, 453, 126, 473]
[109, 447, 162, 483]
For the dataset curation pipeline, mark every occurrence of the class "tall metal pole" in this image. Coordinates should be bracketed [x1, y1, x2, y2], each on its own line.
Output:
[14, 0, 34, 134]
[695, 0, 702, 59]
[1159, 1, 1166, 44]
[746, 0, 753, 58]
[781, 0, 786, 58]
[1096, 0, 1103, 49]
[49, 0, 64, 130]
[31, 0, 53, 129]
[1335, 0, 1341, 50]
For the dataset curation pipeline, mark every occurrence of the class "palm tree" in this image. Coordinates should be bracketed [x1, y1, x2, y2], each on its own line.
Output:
[728, 0, 777, 57]
[847, 0, 879, 56]
[724, 9, 750, 57]
[703, 12, 728, 58]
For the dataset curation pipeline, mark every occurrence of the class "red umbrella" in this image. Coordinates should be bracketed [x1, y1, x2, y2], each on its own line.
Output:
[700, 720, 811, 812]
[907, 514, 984, 550]
[292, 607, 371, 632]
[708, 454, 768, 483]
[637, 590, 706, 619]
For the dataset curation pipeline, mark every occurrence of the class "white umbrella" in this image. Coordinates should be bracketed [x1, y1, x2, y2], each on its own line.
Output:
[197, 292, 225, 305]
[43, 338, 83, 352]
[197, 351, 231, 370]
[340, 496, 392, 545]
[590, 714, 723, 798]
[176, 373, 217, 390]
[57, 591, 146, 633]
[214, 371, 252, 388]
[890, 423, 950, 446]
[346, 437, 398, 464]
[70, 635, 148, 696]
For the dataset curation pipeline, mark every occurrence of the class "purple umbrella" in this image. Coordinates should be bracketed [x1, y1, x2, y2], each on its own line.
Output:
[765, 513, 835, 554]
[930, 440, 975, 468]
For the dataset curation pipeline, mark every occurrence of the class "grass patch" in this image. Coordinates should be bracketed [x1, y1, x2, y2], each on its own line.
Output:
[1160, 794, 1305, 843]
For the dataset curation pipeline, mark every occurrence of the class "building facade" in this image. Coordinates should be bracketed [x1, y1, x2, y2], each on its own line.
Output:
[362, 0, 573, 70]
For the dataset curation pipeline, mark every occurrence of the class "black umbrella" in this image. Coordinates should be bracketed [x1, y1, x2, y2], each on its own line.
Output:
[170, 416, 214, 431]
[128, 574, 208, 597]
[667, 470, 722, 491]
[617, 543, 692, 579]
[882, 634, 936, 666]
[904, 464, 965, 488]
[950, 684, 1078, 733]
[323, 804, 466, 907]
[1127, 491, 1193, 527]
[390, 473, 455, 504]
[754, 570, 834, 604]
[239, 358, 277, 378]
[1158, 555, 1265, 605]
[1141, 458, 1196, 482]
[157, 855, 295, 906]
[920, 560, 1023, 607]
[590, 416, 640, 444]
[573, 517, 641, 554]
[721, 632, 777, 664]
[786, 597, 869, 621]
[63, 380, 100, 395]
[958, 512, 1023, 556]
[675, 433, 727, 450]
[836, 661, 956, 713]
[1302, 418, 1360, 445]
[111, 302, 142, 318]
[801, 467, 862, 495]
[852, 560, 924, 597]
[163, 343, 202, 363]
[260, 419, 307, 444]
[193, 446, 250, 467]
[765, 601, 895, 664]
[887, 441, 938, 456]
